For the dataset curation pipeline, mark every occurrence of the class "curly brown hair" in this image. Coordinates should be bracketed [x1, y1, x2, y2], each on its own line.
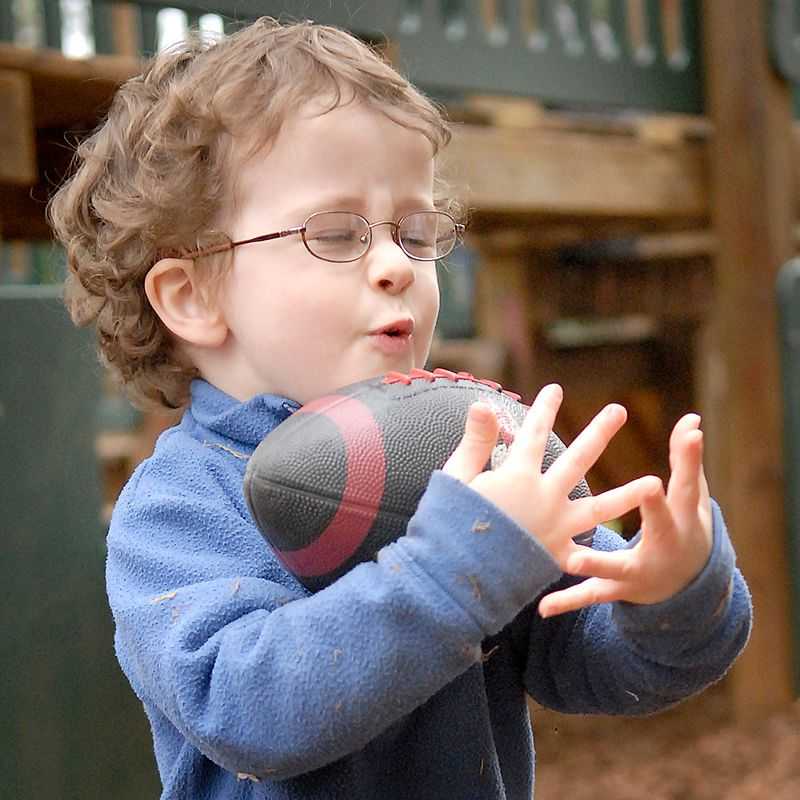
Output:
[48, 17, 453, 411]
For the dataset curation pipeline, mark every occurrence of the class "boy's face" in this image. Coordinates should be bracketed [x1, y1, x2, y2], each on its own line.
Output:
[213, 100, 440, 404]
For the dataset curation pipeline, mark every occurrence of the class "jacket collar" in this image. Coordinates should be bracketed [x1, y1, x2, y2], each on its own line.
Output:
[185, 379, 300, 452]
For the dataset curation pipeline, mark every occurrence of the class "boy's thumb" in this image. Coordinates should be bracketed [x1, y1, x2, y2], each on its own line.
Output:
[442, 402, 500, 484]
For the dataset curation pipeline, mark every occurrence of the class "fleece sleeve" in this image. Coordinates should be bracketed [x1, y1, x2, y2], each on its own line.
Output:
[108, 468, 561, 781]
[519, 500, 752, 715]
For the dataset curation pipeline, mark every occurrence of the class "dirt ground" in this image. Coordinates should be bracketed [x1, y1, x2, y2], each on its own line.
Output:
[532, 680, 800, 799]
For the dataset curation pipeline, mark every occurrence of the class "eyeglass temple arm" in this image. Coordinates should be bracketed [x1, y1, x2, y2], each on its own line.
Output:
[188, 226, 305, 259]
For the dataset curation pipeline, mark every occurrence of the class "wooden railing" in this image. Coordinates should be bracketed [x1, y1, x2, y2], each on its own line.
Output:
[2, 0, 703, 112]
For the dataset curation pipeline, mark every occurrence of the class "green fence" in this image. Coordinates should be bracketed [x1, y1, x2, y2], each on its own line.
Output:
[0, 286, 160, 799]
[777, 259, 800, 695]
[4, 0, 704, 111]
[10, 1, 800, 112]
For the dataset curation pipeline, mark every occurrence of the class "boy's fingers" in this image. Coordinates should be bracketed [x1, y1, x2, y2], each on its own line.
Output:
[442, 402, 500, 483]
[568, 475, 661, 533]
[538, 577, 624, 618]
[505, 384, 563, 471]
[556, 539, 592, 572]
[565, 549, 636, 582]
[640, 481, 677, 543]
[546, 403, 627, 494]
[666, 430, 703, 528]
[669, 425, 703, 487]
[699, 467, 710, 506]
[669, 413, 701, 472]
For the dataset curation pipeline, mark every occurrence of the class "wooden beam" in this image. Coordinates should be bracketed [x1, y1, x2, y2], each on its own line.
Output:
[446, 123, 709, 220]
[702, 0, 796, 718]
[0, 44, 141, 129]
[0, 69, 36, 185]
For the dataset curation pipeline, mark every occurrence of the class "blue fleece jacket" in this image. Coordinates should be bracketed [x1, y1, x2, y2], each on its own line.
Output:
[107, 379, 751, 799]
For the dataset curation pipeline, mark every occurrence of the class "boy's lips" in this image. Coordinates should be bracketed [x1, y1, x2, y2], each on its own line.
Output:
[368, 318, 415, 337]
[368, 318, 415, 356]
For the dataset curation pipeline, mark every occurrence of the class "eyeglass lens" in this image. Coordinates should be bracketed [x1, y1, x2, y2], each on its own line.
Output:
[302, 212, 457, 262]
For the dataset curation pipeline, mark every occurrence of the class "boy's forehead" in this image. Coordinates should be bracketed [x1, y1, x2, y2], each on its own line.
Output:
[234, 94, 432, 157]
[289, 99, 435, 159]
[223, 100, 434, 231]
[232, 101, 435, 205]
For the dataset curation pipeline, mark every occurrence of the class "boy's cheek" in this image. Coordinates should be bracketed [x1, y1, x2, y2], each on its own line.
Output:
[417, 299, 440, 362]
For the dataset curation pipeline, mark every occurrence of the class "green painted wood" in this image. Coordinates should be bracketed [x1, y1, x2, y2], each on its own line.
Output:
[0, 286, 160, 799]
[769, 0, 800, 82]
[89, 0, 703, 112]
[186, 9, 203, 31]
[768, 0, 800, 116]
[139, 4, 159, 55]
[776, 259, 800, 695]
[41, 0, 63, 49]
[91, 0, 115, 54]
[0, 0, 14, 42]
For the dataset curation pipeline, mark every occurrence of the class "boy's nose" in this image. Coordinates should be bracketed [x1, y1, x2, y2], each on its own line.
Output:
[366, 236, 416, 294]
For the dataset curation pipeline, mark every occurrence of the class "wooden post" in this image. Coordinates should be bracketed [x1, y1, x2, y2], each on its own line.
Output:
[702, 0, 796, 718]
[0, 69, 36, 185]
[111, 3, 140, 58]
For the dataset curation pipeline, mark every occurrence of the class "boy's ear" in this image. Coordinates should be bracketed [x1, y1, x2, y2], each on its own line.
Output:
[144, 257, 228, 348]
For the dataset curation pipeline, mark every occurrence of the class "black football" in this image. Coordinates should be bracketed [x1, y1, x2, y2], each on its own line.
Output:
[244, 368, 594, 591]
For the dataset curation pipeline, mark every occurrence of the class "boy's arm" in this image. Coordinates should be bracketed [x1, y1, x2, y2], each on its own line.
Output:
[109, 465, 562, 782]
[518, 505, 752, 715]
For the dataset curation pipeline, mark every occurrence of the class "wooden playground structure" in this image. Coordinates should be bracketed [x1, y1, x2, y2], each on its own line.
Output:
[1, 3, 798, 786]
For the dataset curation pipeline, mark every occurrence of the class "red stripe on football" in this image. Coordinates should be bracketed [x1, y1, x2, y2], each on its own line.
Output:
[275, 395, 385, 577]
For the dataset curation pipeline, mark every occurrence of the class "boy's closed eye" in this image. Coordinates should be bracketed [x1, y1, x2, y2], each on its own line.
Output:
[308, 228, 360, 243]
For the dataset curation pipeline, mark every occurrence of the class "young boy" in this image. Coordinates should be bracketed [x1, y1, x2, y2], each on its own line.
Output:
[49, 18, 751, 800]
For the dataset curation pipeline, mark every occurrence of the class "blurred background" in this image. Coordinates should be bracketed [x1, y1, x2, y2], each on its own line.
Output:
[1, 1, 799, 797]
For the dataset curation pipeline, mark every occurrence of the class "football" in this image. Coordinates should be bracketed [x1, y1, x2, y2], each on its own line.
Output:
[244, 368, 594, 591]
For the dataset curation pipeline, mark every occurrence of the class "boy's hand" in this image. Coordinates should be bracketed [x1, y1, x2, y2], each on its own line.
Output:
[537, 414, 713, 617]
[443, 385, 659, 573]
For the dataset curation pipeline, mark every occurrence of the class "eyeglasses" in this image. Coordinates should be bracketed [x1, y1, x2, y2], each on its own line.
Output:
[182, 210, 465, 263]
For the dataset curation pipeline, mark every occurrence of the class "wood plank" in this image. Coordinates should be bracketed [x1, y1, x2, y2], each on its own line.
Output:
[445, 123, 709, 220]
[0, 69, 36, 185]
[702, 0, 796, 719]
[0, 43, 141, 129]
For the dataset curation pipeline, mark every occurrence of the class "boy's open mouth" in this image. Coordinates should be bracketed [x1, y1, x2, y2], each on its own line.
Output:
[368, 318, 415, 354]
[370, 318, 415, 338]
